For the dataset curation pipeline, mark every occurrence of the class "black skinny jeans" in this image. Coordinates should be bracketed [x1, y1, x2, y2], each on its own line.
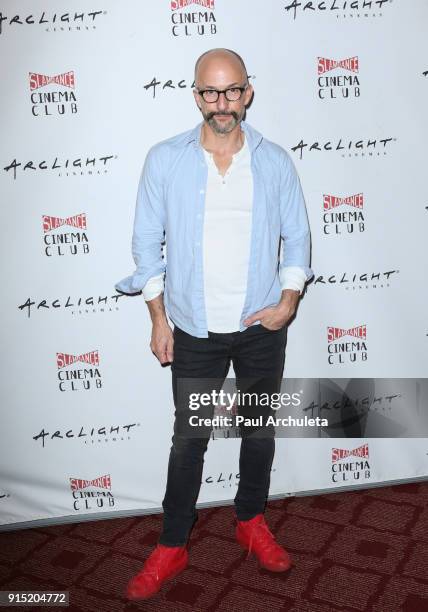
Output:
[159, 322, 287, 547]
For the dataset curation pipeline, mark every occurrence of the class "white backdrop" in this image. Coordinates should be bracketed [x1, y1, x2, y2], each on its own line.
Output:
[1, 0, 427, 529]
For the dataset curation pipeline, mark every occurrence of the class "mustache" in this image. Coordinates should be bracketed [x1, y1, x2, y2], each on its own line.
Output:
[206, 111, 239, 121]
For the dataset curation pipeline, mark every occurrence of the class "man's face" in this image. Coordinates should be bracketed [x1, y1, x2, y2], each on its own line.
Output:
[193, 56, 253, 135]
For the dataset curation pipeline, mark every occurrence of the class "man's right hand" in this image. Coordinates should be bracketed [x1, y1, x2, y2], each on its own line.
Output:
[150, 320, 174, 364]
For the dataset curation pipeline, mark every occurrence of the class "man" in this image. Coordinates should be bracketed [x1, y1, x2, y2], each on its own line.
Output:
[115, 48, 313, 600]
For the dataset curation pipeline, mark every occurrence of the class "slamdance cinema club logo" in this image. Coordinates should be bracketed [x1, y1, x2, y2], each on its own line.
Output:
[317, 56, 360, 99]
[43, 213, 89, 257]
[70, 474, 115, 512]
[170, 0, 217, 37]
[331, 443, 371, 483]
[56, 350, 102, 392]
[29, 70, 77, 117]
[327, 324, 367, 364]
[323, 192, 365, 235]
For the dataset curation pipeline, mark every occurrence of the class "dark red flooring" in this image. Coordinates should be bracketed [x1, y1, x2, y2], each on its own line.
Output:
[1, 481, 428, 611]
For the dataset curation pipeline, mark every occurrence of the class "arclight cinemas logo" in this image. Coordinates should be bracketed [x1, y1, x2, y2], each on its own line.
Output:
[70, 474, 115, 512]
[18, 291, 124, 318]
[203, 471, 240, 487]
[171, 0, 217, 37]
[0, 10, 105, 36]
[57, 350, 102, 392]
[327, 324, 367, 364]
[3, 154, 117, 180]
[317, 56, 360, 99]
[144, 74, 254, 99]
[29, 70, 77, 117]
[313, 269, 399, 291]
[33, 421, 139, 448]
[291, 136, 396, 160]
[323, 193, 365, 235]
[284, 0, 391, 21]
[144, 75, 195, 99]
[331, 443, 371, 483]
[43, 213, 89, 257]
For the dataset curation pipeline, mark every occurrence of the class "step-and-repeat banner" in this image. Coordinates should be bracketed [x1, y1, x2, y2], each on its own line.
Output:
[1, 0, 427, 528]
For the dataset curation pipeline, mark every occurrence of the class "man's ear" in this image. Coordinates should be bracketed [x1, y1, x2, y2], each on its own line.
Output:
[243, 85, 254, 109]
[193, 89, 202, 110]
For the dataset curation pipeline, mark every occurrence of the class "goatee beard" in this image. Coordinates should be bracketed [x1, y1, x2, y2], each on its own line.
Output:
[204, 111, 240, 134]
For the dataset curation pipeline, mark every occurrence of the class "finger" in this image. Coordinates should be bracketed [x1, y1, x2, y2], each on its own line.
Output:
[166, 337, 174, 362]
[244, 311, 262, 325]
[159, 342, 170, 364]
[152, 342, 166, 364]
[159, 350, 169, 364]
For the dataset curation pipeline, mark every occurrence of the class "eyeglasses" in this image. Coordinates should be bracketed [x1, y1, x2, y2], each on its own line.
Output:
[196, 85, 248, 103]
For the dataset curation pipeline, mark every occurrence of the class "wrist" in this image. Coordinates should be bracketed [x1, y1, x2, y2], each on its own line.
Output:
[278, 289, 300, 310]
[151, 313, 169, 327]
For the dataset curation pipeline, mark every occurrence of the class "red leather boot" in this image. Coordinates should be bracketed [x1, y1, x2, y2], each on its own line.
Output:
[125, 543, 188, 600]
[236, 513, 292, 572]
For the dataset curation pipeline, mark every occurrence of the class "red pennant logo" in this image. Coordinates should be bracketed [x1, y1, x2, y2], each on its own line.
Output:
[318, 57, 359, 75]
[43, 213, 86, 233]
[171, 0, 214, 10]
[332, 443, 369, 462]
[70, 474, 111, 491]
[327, 325, 367, 343]
[29, 71, 75, 90]
[323, 194, 364, 211]
[56, 351, 100, 369]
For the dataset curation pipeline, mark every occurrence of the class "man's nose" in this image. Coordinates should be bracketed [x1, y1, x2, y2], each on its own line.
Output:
[216, 91, 229, 110]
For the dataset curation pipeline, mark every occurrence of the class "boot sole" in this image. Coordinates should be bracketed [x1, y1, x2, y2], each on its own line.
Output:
[125, 558, 188, 601]
[259, 560, 293, 572]
[237, 539, 292, 572]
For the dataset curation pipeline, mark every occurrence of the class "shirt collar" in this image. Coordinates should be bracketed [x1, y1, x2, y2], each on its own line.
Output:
[185, 119, 263, 153]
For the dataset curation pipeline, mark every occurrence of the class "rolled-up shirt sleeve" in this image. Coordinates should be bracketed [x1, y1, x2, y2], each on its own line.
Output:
[279, 266, 307, 295]
[278, 151, 314, 285]
[115, 145, 166, 295]
[141, 273, 165, 301]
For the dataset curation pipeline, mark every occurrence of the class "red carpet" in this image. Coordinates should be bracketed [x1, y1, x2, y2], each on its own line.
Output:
[1, 481, 427, 611]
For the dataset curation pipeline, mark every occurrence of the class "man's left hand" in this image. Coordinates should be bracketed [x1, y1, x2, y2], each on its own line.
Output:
[243, 289, 300, 331]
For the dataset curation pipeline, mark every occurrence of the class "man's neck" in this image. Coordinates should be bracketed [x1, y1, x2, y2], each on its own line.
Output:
[200, 121, 244, 157]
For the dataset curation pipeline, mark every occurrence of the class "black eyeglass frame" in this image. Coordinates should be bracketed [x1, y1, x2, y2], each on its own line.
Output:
[196, 85, 248, 103]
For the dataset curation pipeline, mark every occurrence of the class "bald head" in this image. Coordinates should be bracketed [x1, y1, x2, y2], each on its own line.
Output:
[194, 48, 248, 87]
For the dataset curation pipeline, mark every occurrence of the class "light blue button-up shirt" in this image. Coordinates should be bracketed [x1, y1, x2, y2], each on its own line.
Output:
[115, 120, 313, 338]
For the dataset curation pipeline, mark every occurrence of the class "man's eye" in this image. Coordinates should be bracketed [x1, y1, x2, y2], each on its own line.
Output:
[206, 90, 216, 95]
[228, 88, 240, 94]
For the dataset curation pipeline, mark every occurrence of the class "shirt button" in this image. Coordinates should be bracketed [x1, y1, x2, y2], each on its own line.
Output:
[196, 242, 200, 247]
[199, 189, 205, 194]
[197, 214, 202, 219]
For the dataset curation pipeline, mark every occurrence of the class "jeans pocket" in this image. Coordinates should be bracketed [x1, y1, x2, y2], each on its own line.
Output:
[259, 323, 283, 332]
